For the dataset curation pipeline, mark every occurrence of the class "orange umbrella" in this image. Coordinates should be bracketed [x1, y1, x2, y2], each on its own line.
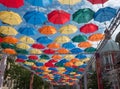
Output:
[52, 54, 62, 60]
[40, 66, 48, 71]
[70, 58, 79, 63]
[3, 36, 18, 44]
[78, 41, 92, 48]
[47, 43, 60, 49]
[39, 25, 57, 35]
[2, 48, 16, 54]
[88, 33, 105, 41]
[64, 62, 73, 67]
[57, 48, 69, 54]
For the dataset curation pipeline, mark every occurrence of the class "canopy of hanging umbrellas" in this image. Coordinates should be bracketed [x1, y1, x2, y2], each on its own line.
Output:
[0, 0, 119, 86]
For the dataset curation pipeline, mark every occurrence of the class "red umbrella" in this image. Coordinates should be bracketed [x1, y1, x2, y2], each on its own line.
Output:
[44, 62, 55, 67]
[87, 0, 108, 4]
[15, 58, 25, 63]
[43, 49, 55, 54]
[80, 23, 98, 34]
[48, 10, 70, 24]
[0, 37, 3, 43]
[32, 43, 45, 49]
[0, 0, 24, 8]
[28, 55, 38, 60]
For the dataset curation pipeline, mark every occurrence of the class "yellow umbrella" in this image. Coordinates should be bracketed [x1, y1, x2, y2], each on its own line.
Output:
[74, 61, 84, 66]
[0, 11, 22, 25]
[59, 24, 78, 34]
[0, 26, 18, 35]
[19, 36, 35, 44]
[58, 0, 81, 5]
[30, 48, 42, 54]
[38, 59, 48, 63]
[24, 62, 34, 66]
[82, 58, 90, 62]
[54, 36, 70, 43]
[64, 55, 74, 60]
[16, 43, 30, 50]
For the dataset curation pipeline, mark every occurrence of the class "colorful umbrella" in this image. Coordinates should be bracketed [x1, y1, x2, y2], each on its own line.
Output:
[39, 26, 57, 35]
[47, 43, 60, 49]
[94, 7, 116, 22]
[0, 37, 3, 43]
[30, 49, 42, 54]
[62, 42, 75, 49]
[3, 36, 18, 44]
[70, 48, 83, 54]
[37, 36, 52, 44]
[0, 26, 18, 36]
[15, 58, 25, 63]
[88, 33, 105, 41]
[59, 24, 78, 34]
[72, 35, 87, 42]
[16, 49, 29, 54]
[1, 42, 15, 49]
[0, 11, 22, 25]
[48, 10, 70, 24]
[0, 0, 24, 8]
[18, 27, 37, 36]
[57, 48, 69, 54]
[80, 23, 98, 34]
[54, 36, 70, 43]
[43, 49, 55, 54]
[78, 41, 92, 48]
[32, 43, 45, 49]
[16, 43, 30, 50]
[17, 55, 27, 59]
[19, 36, 35, 44]
[40, 54, 50, 59]
[28, 55, 38, 60]
[58, 0, 81, 5]
[25, 0, 53, 7]
[2, 48, 16, 54]
[64, 55, 74, 60]
[72, 8, 94, 23]
[52, 55, 62, 60]
[23, 11, 47, 25]
[84, 47, 97, 53]
[75, 54, 87, 59]
[88, 0, 108, 4]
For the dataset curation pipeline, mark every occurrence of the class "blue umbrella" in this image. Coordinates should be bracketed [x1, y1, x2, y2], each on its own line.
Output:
[70, 48, 83, 54]
[17, 55, 27, 60]
[62, 42, 75, 49]
[25, 0, 53, 7]
[18, 27, 37, 36]
[94, 7, 116, 22]
[48, 67, 58, 71]
[35, 62, 44, 66]
[75, 54, 87, 59]
[23, 11, 47, 25]
[37, 36, 52, 44]
[79, 64, 87, 68]
[65, 67, 74, 72]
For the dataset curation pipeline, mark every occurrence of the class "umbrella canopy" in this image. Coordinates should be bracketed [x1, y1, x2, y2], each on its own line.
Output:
[94, 7, 116, 22]
[59, 24, 78, 34]
[62, 42, 75, 49]
[28, 55, 38, 60]
[43, 49, 55, 54]
[84, 47, 97, 53]
[80, 23, 98, 34]
[25, 0, 53, 7]
[40, 54, 50, 59]
[18, 27, 37, 36]
[3, 36, 18, 44]
[2, 48, 16, 54]
[64, 55, 74, 60]
[19, 36, 35, 44]
[87, 0, 108, 4]
[72, 35, 87, 43]
[0, 11, 22, 25]
[58, 0, 81, 5]
[47, 43, 60, 49]
[0, 37, 3, 43]
[16, 49, 29, 54]
[48, 10, 70, 24]
[55, 36, 70, 43]
[0, 0, 24, 8]
[0, 26, 18, 36]
[72, 8, 94, 23]
[39, 26, 57, 35]
[57, 48, 69, 54]
[32, 43, 45, 49]
[23, 11, 47, 25]
[1, 42, 15, 49]
[78, 41, 92, 48]
[88, 33, 105, 41]
[70, 48, 83, 54]
[16, 43, 30, 50]
[75, 54, 87, 59]
[37, 36, 52, 44]
[30, 49, 42, 54]
[52, 55, 62, 60]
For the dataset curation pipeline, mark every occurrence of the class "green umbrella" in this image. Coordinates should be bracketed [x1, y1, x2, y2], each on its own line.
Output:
[39, 54, 50, 60]
[1, 42, 15, 49]
[16, 48, 29, 54]
[72, 34, 87, 43]
[84, 47, 97, 53]
[72, 8, 94, 23]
